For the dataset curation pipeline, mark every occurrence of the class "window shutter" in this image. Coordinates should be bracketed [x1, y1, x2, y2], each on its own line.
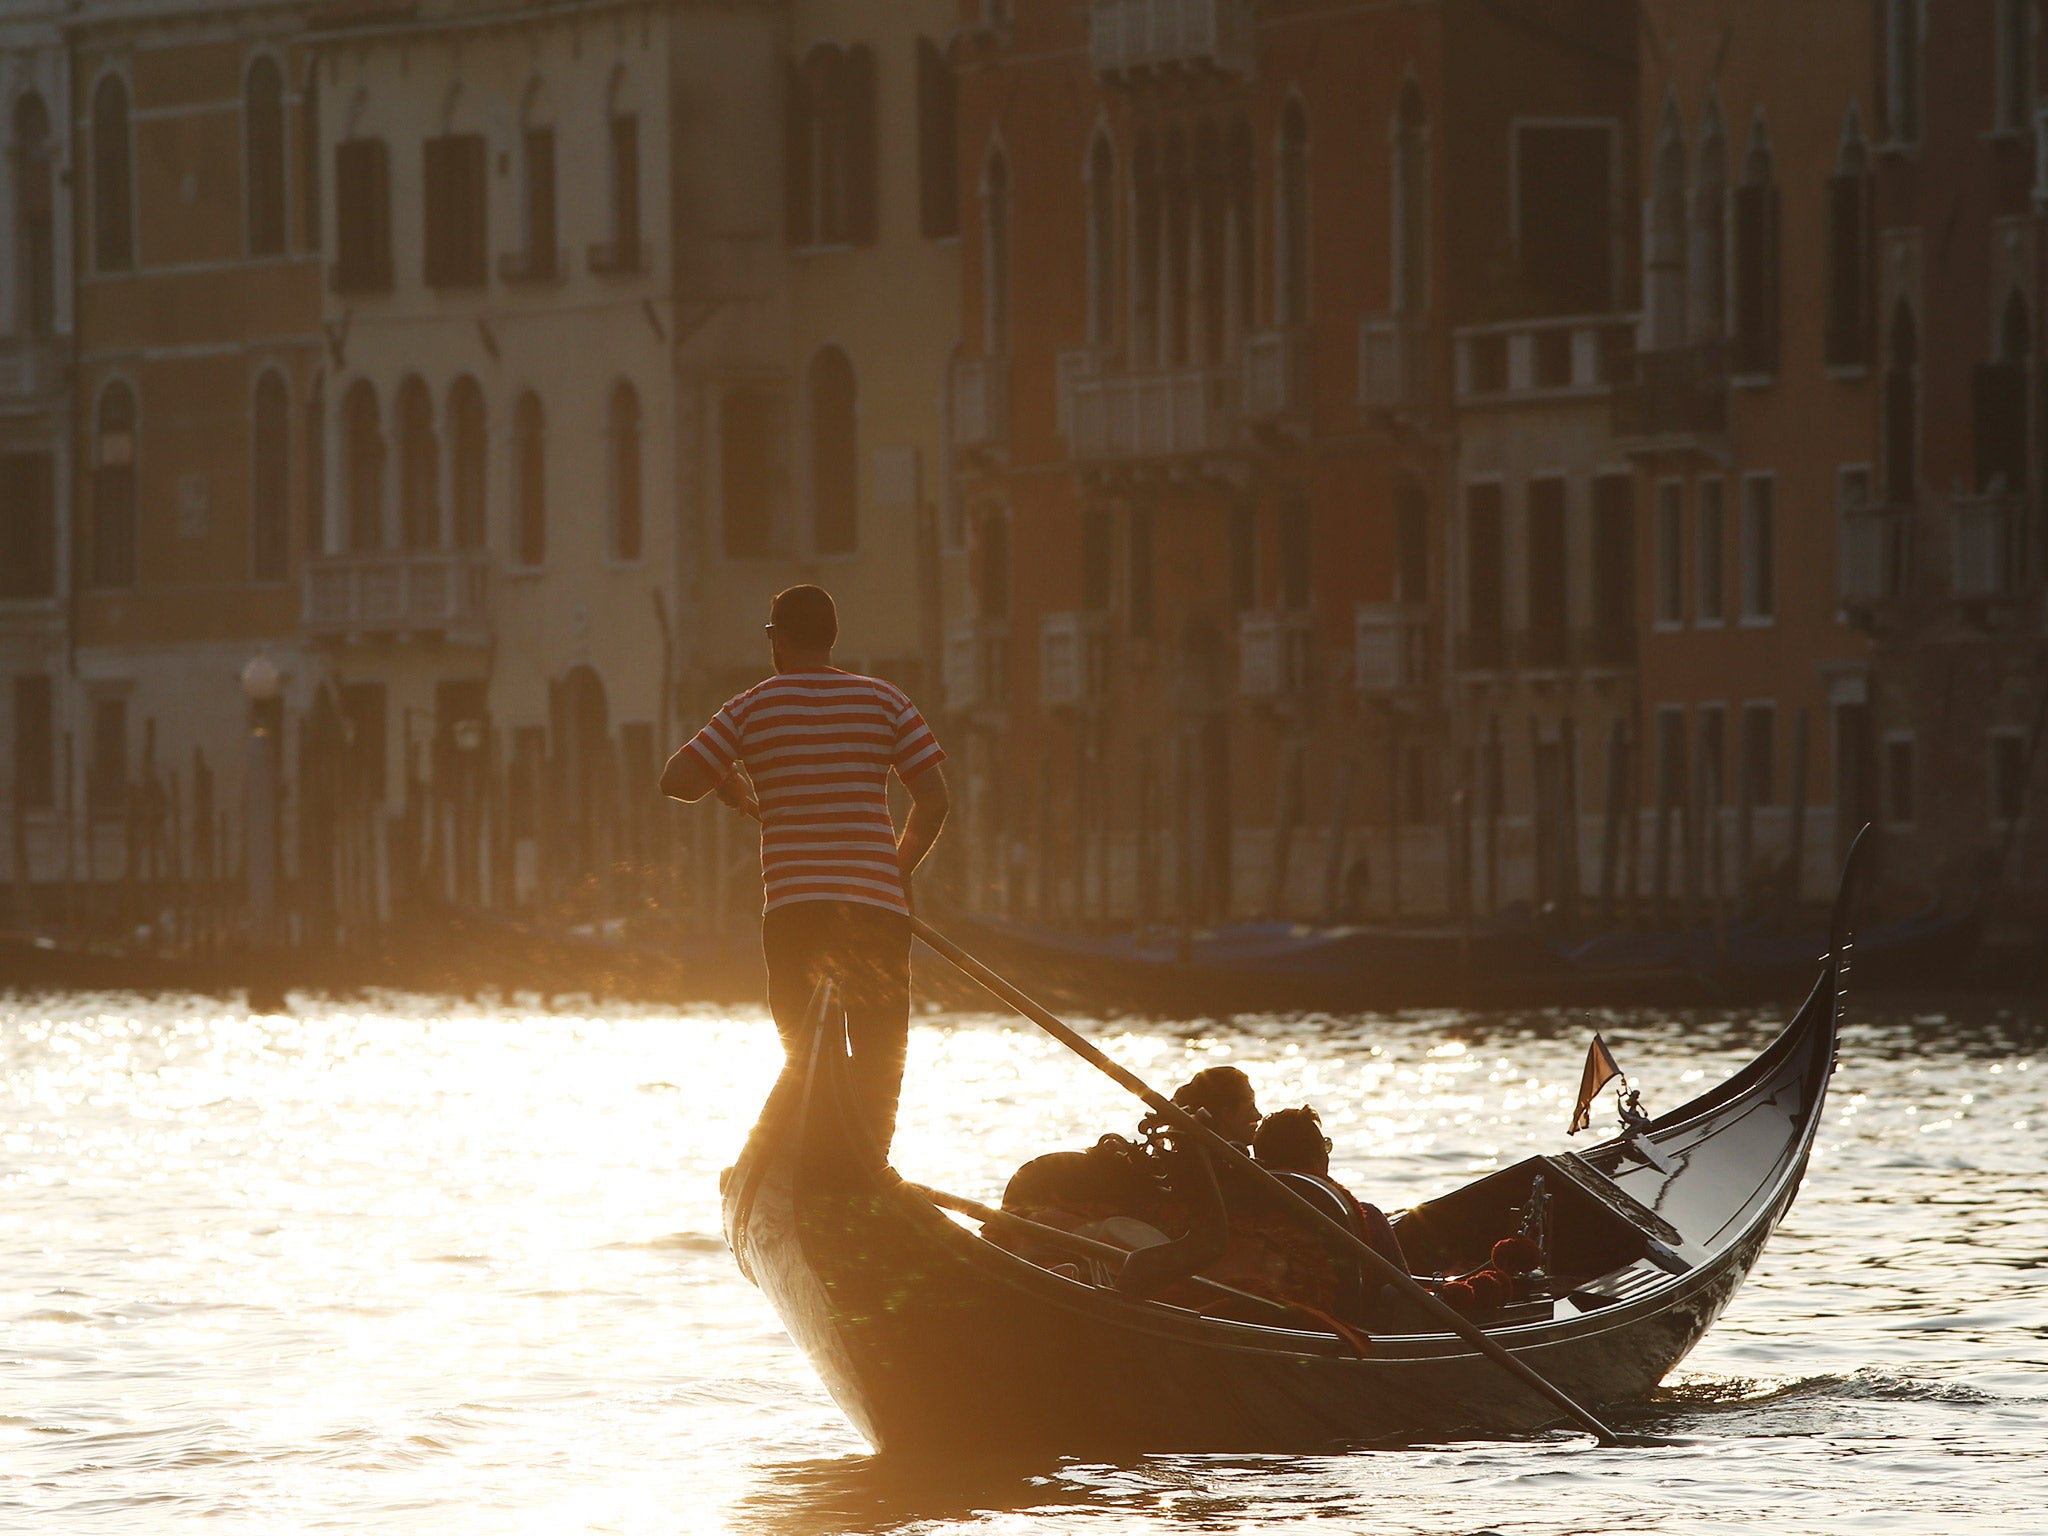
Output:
[1824, 172, 1871, 368]
[611, 115, 640, 254]
[526, 128, 557, 274]
[1732, 181, 1779, 375]
[422, 135, 449, 287]
[785, 58, 812, 246]
[846, 45, 878, 244]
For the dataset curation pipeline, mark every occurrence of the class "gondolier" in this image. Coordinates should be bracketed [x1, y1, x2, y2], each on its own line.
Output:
[661, 584, 950, 1154]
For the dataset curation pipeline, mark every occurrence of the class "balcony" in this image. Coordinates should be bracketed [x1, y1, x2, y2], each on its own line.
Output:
[1839, 505, 1914, 606]
[1455, 314, 1633, 404]
[1951, 492, 2025, 599]
[1090, 0, 1255, 82]
[1357, 315, 1428, 414]
[1239, 609, 1314, 701]
[0, 336, 67, 401]
[943, 617, 1011, 713]
[1613, 341, 1728, 442]
[1069, 364, 1239, 464]
[1354, 602, 1432, 694]
[953, 354, 1011, 456]
[1241, 329, 1309, 423]
[1040, 610, 1111, 708]
[304, 550, 490, 644]
[587, 238, 651, 276]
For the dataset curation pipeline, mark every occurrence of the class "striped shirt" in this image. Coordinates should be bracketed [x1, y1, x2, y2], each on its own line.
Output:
[683, 669, 946, 916]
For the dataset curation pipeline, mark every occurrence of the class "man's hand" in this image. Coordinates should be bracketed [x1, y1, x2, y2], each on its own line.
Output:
[895, 764, 951, 892]
[715, 769, 760, 820]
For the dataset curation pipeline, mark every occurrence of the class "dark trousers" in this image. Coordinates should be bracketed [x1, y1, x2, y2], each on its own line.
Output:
[762, 900, 913, 1154]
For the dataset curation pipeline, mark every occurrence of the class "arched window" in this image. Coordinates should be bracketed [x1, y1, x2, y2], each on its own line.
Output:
[91, 383, 138, 588]
[251, 370, 290, 579]
[1225, 120, 1256, 346]
[1087, 132, 1117, 347]
[1194, 119, 1226, 362]
[518, 83, 558, 280]
[245, 57, 287, 256]
[1732, 119, 1779, 375]
[301, 65, 321, 250]
[1648, 102, 1687, 348]
[513, 391, 546, 566]
[722, 386, 784, 559]
[1391, 80, 1428, 316]
[396, 376, 439, 550]
[1884, 302, 1918, 505]
[13, 93, 54, 336]
[305, 381, 325, 556]
[603, 81, 641, 270]
[1825, 106, 1873, 368]
[92, 74, 134, 274]
[1131, 133, 1160, 366]
[1690, 100, 1726, 343]
[916, 37, 958, 240]
[1275, 99, 1309, 327]
[982, 146, 1011, 353]
[342, 380, 384, 552]
[449, 376, 487, 551]
[1395, 479, 1429, 603]
[609, 380, 642, 562]
[1162, 127, 1190, 365]
[808, 348, 857, 556]
[1886, 0, 1922, 144]
[1978, 291, 2031, 494]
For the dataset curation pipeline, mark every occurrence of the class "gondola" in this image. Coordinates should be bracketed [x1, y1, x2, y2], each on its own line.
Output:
[721, 937, 1846, 1455]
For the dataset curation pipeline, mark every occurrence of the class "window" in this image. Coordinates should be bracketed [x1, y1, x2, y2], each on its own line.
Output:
[1401, 742, 1433, 826]
[1991, 732, 2028, 826]
[1590, 474, 1635, 660]
[1883, 733, 1914, 825]
[1127, 504, 1156, 638]
[1648, 103, 1687, 349]
[1131, 134, 1159, 366]
[1275, 100, 1309, 326]
[807, 348, 857, 555]
[1741, 473, 1776, 622]
[1825, 113, 1873, 368]
[1225, 121, 1256, 345]
[1690, 104, 1726, 342]
[1392, 80, 1428, 316]
[519, 122, 559, 280]
[90, 696, 127, 813]
[334, 137, 393, 292]
[1516, 122, 1614, 316]
[1162, 129, 1190, 365]
[983, 147, 1011, 352]
[245, 58, 287, 257]
[12, 675, 54, 810]
[423, 133, 487, 288]
[1194, 121, 1225, 363]
[12, 94, 54, 335]
[1394, 481, 1428, 603]
[789, 46, 873, 248]
[1731, 123, 1779, 375]
[1885, 302, 1918, 503]
[1526, 478, 1568, 666]
[1998, 0, 2032, 133]
[917, 37, 958, 240]
[1465, 482, 1505, 664]
[1278, 497, 1311, 612]
[91, 74, 134, 273]
[609, 381, 642, 562]
[342, 380, 383, 551]
[974, 507, 1012, 621]
[722, 387, 784, 559]
[342, 682, 388, 801]
[1654, 479, 1684, 625]
[0, 452, 55, 598]
[1655, 705, 1689, 812]
[301, 67, 321, 251]
[305, 384, 325, 555]
[1975, 292, 2030, 493]
[396, 376, 438, 550]
[1886, 0, 1922, 144]
[91, 384, 137, 587]
[598, 109, 644, 269]
[1087, 134, 1117, 348]
[251, 372, 290, 580]
[1697, 705, 1727, 806]
[449, 376, 487, 550]
[1082, 508, 1114, 612]
[1228, 504, 1258, 612]
[1742, 703, 1777, 808]
[513, 391, 546, 567]
[1695, 477, 1726, 624]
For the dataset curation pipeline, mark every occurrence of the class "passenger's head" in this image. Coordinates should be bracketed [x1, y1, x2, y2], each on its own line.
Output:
[767, 584, 838, 670]
[1254, 1105, 1332, 1176]
[1172, 1065, 1261, 1146]
[1003, 1141, 1150, 1218]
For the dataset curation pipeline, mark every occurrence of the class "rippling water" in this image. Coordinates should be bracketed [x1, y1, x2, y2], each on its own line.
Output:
[1, 981, 2041, 1534]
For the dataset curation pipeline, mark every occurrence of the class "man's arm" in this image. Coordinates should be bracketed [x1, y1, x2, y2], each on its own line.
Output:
[896, 762, 951, 881]
[660, 747, 757, 815]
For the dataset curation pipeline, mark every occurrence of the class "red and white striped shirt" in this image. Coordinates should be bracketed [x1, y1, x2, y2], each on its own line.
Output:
[683, 669, 946, 915]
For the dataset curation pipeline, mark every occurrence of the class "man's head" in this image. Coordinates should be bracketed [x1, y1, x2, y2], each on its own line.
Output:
[1172, 1065, 1261, 1147]
[767, 585, 838, 672]
[1253, 1105, 1331, 1176]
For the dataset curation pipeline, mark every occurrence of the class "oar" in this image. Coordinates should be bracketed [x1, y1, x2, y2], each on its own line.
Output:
[908, 914, 1623, 1448]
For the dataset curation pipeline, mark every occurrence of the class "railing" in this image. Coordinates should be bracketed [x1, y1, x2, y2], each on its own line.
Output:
[943, 617, 1011, 713]
[953, 354, 1011, 454]
[1354, 602, 1432, 694]
[1454, 314, 1634, 402]
[1839, 505, 1913, 605]
[303, 550, 490, 642]
[1241, 329, 1309, 421]
[1070, 364, 1238, 462]
[1090, 0, 1255, 78]
[1951, 492, 2025, 598]
[1040, 610, 1111, 707]
[0, 336, 67, 400]
[1239, 609, 1315, 700]
[1612, 340, 1728, 439]
[1357, 315, 1428, 413]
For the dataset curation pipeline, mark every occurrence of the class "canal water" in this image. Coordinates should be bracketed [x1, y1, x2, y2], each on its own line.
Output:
[1, 984, 2040, 1534]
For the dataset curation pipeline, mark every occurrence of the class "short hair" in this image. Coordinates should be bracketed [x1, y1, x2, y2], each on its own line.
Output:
[1253, 1105, 1329, 1175]
[1172, 1065, 1255, 1120]
[767, 584, 838, 648]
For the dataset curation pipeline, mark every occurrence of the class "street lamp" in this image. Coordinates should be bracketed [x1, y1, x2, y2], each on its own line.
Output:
[241, 655, 283, 951]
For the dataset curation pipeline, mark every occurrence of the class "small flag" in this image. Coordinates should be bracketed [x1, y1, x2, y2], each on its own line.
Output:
[1569, 1033, 1623, 1135]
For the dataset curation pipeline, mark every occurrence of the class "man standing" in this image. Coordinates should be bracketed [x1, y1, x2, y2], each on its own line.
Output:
[660, 585, 949, 1154]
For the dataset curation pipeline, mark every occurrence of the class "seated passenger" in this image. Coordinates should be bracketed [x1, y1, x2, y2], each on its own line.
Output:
[1252, 1105, 1408, 1273]
[1168, 1065, 1262, 1149]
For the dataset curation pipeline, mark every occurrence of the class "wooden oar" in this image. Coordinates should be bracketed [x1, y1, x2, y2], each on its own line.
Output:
[908, 914, 1623, 1448]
